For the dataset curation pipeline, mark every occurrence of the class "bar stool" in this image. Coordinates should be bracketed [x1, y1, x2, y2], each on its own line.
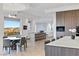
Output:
[44, 40, 50, 44]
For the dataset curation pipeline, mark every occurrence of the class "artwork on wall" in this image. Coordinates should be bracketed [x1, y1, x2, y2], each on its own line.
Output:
[4, 17, 20, 36]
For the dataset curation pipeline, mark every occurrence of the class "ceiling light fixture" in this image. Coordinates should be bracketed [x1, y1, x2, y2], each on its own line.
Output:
[8, 14, 17, 18]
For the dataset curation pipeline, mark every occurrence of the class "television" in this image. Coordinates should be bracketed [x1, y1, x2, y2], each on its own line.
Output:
[56, 26, 65, 32]
[40, 31, 44, 33]
[23, 25, 27, 30]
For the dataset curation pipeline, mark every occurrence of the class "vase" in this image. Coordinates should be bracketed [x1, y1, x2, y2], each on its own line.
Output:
[71, 35, 75, 39]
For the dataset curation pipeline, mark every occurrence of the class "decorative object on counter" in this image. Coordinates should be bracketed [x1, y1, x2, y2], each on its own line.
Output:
[71, 35, 75, 39]
[69, 29, 76, 39]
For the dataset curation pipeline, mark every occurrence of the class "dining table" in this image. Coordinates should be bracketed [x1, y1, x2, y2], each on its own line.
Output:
[4, 37, 21, 50]
[4, 37, 21, 40]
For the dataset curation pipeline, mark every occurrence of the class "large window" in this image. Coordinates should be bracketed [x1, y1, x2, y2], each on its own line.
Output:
[4, 17, 20, 36]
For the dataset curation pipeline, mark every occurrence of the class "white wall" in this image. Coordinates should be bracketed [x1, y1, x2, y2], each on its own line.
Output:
[35, 23, 47, 33]
[0, 11, 4, 55]
[35, 13, 56, 39]
[21, 17, 28, 37]
[35, 18, 53, 33]
[52, 12, 56, 39]
[30, 20, 36, 41]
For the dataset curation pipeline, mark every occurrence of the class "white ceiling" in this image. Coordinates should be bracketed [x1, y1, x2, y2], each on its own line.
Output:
[3, 3, 26, 11]
[2, 3, 79, 23]
[2, 3, 79, 17]
[17, 3, 79, 18]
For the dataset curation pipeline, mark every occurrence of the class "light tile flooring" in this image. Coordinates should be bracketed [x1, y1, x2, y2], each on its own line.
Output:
[0, 45, 3, 56]
[4, 39, 46, 56]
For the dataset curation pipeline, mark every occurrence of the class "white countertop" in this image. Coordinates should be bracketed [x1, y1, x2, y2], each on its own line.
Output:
[46, 36, 79, 49]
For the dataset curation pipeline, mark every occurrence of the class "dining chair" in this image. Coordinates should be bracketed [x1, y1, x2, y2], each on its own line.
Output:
[60, 36, 63, 38]
[3, 39, 12, 54]
[44, 40, 50, 44]
[51, 39, 55, 42]
[57, 37, 60, 39]
[44, 40, 50, 51]
[19, 37, 27, 51]
[3, 36, 7, 38]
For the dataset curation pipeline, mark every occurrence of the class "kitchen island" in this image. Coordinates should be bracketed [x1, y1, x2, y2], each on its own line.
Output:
[45, 36, 79, 56]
